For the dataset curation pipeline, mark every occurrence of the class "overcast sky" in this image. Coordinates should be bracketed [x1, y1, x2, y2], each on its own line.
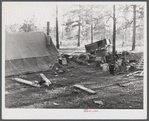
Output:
[3, 2, 60, 27]
[2, 2, 145, 30]
[2, 2, 110, 31]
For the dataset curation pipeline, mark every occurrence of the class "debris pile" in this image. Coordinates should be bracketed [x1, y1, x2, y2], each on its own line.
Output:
[55, 39, 143, 77]
[10, 38, 143, 96]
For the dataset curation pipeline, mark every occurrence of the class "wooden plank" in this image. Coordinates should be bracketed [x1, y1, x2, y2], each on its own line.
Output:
[74, 84, 96, 94]
[12, 78, 41, 87]
[140, 71, 144, 76]
[126, 70, 143, 77]
[40, 73, 52, 86]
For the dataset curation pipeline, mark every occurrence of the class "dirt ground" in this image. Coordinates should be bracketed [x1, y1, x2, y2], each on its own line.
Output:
[5, 52, 144, 109]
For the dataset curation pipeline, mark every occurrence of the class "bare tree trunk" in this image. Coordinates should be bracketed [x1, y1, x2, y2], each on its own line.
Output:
[113, 5, 116, 55]
[91, 22, 93, 43]
[125, 28, 127, 42]
[47, 21, 50, 35]
[77, 6, 81, 47]
[56, 5, 59, 49]
[132, 5, 136, 50]
[124, 12, 127, 43]
[90, 5, 93, 43]
[78, 17, 81, 47]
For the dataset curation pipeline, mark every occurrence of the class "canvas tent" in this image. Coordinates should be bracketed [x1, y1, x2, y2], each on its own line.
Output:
[5, 32, 59, 76]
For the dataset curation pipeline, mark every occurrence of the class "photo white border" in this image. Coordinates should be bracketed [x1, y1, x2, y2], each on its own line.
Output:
[2, 1, 147, 119]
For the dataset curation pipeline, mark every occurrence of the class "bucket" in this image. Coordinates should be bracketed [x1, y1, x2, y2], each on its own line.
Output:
[62, 58, 67, 65]
[102, 63, 109, 71]
[115, 63, 119, 69]
[117, 59, 122, 66]
[95, 57, 102, 61]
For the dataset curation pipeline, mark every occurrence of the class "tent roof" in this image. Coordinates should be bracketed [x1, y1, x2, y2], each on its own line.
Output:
[5, 32, 58, 60]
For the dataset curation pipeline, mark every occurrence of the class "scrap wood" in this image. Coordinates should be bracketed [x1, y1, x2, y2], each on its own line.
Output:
[126, 70, 143, 77]
[74, 84, 96, 94]
[136, 68, 143, 71]
[93, 100, 104, 105]
[39, 73, 52, 86]
[140, 71, 144, 76]
[53, 103, 59, 105]
[12, 78, 41, 87]
[133, 71, 144, 77]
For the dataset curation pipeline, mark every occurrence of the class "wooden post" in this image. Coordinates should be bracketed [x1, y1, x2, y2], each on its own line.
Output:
[47, 21, 50, 35]
[91, 6, 93, 43]
[113, 5, 116, 55]
[56, 5, 59, 49]
[91, 22, 93, 43]
[78, 5, 81, 47]
[78, 19, 81, 47]
[132, 5, 136, 50]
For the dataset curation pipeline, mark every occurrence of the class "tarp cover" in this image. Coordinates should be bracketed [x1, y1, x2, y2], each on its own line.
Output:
[5, 32, 59, 76]
[85, 39, 111, 53]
